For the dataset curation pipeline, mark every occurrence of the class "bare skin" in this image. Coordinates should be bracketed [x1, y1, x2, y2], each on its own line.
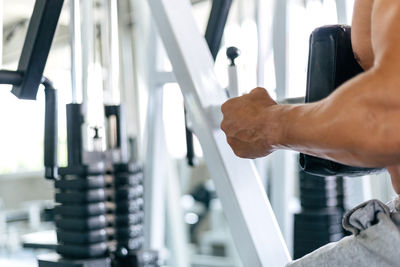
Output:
[220, 0, 400, 192]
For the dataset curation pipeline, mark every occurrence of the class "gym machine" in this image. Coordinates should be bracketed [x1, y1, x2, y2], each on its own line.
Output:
[0, 0, 157, 266]
[1, 0, 384, 266]
[146, 0, 387, 265]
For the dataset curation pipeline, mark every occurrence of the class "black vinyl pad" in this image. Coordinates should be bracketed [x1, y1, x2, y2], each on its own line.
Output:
[299, 25, 384, 177]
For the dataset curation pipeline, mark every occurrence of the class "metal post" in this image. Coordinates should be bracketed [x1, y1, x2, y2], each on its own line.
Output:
[117, 0, 141, 162]
[256, 0, 274, 87]
[273, 0, 288, 100]
[81, 0, 94, 105]
[69, 0, 82, 103]
[0, 0, 3, 68]
[80, 0, 95, 151]
[143, 83, 167, 252]
[101, 0, 120, 105]
[335, 0, 348, 24]
[147, 0, 291, 265]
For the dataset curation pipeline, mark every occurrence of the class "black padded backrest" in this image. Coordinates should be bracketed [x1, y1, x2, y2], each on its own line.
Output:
[299, 25, 383, 177]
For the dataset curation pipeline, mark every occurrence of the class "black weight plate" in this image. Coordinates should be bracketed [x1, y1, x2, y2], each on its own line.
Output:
[115, 250, 159, 266]
[293, 248, 317, 259]
[57, 229, 107, 244]
[300, 190, 344, 199]
[128, 249, 159, 264]
[300, 175, 343, 186]
[113, 163, 142, 174]
[300, 185, 344, 195]
[55, 215, 107, 231]
[115, 199, 144, 214]
[115, 212, 144, 226]
[300, 184, 345, 195]
[294, 220, 344, 233]
[294, 230, 343, 242]
[117, 236, 144, 251]
[56, 189, 106, 204]
[55, 176, 105, 190]
[300, 193, 344, 200]
[115, 225, 143, 240]
[56, 243, 108, 258]
[294, 211, 343, 225]
[59, 164, 106, 176]
[114, 173, 143, 187]
[300, 179, 344, 188]
[301, 197, 344, 209]
[54, 203, 106, 217]
[294, 236, 342, 249]
[294, 226, 343, 236]
[115, 185, 144, 201]
[299, 171, 342, 181]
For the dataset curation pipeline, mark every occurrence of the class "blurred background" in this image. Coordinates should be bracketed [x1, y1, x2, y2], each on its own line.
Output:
[0, 0, 395, 266]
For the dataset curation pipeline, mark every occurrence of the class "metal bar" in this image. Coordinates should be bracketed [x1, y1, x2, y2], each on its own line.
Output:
[273, 0, 288, 99]
[0, 0, 3, 68]
[110, 0, 120, 103]
[277, 96, 305, 104]
[117, 0, 140, 162]
[143, 84, 168, 252]
[205, 0, 232, 60]
[100, 0, 121, 105]
[335, 0, 348, 24]
[270, 0, 294, 251]
[81, 0, 94, 105]
[11, 0, 64, 100]
[147, 0, 291, 265]
[0, 70, 23, 85]
[69, 0, 82, 103]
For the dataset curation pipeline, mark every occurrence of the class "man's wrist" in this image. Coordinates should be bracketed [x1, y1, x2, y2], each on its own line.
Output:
[269, 103, 317, 151]
[266, 104, 295, 150]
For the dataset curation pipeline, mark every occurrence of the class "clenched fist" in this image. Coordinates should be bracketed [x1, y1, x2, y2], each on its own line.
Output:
[220, 87, 283, 159]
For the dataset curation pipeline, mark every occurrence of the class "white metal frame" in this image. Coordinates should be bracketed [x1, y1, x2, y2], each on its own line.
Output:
[147, 0, 291, 266]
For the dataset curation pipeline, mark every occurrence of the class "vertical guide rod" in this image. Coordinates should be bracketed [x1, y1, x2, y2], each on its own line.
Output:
[69, 0, 82, 103]
[101, 0, 121, 104]
[0, 0, 3, 68]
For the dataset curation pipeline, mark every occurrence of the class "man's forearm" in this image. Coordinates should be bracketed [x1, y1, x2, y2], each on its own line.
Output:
[273, 66, 400, 167]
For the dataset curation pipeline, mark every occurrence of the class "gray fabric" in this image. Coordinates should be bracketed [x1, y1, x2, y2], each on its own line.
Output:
[342, 199, 390, 235]
[286, 198, 400, 267]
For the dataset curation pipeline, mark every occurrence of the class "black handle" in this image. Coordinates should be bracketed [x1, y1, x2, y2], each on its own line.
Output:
[226, 46, 240, 66]
[43, 79, 58, 179]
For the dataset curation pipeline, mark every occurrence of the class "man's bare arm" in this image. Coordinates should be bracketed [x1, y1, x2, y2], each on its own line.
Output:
[277, 0, 400, 167]
[221, 0, 400, 167]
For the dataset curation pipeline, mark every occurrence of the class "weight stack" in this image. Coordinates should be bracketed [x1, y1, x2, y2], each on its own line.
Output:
[54, 164, 109, 259]
[113, 163, 159, 267]
[293, 171, 347, 259]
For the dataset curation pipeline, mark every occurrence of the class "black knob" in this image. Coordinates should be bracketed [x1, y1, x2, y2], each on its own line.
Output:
[226, 46, 241, 66]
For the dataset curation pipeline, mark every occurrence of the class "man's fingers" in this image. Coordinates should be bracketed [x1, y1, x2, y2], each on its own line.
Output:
[227, 137, 250, 158]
